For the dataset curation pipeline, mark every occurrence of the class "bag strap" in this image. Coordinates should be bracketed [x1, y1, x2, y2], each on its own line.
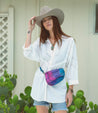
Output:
[39, 38, 74, 70]
[40, 66, 45, 74]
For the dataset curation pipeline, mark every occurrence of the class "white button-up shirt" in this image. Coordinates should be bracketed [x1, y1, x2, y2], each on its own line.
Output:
[22, 35, 79, 103]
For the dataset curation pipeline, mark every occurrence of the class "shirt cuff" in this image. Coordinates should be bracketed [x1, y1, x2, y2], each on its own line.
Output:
[68, 80, 79, 85]
[22, 43, 32, 51]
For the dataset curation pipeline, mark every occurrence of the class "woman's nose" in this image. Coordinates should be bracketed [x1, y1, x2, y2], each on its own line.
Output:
[45, 20, 50, 24]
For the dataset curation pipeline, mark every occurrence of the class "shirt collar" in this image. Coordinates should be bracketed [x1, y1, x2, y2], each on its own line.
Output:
[46, 36, 62, 44]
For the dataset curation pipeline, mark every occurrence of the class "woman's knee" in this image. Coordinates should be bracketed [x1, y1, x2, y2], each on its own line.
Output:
[36, 105, 49, 113]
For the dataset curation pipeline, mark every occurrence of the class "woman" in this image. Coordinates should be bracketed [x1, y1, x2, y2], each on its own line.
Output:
[22, 6, 79, 113]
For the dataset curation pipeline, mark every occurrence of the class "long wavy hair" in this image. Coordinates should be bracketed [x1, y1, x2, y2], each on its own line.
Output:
[39, 16, 72, 47]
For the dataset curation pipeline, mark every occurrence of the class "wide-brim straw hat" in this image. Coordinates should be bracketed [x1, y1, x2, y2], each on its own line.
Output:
[35, 6, 64, 27]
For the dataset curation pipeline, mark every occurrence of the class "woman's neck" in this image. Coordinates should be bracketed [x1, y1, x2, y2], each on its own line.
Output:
[49, 30, 55, 40]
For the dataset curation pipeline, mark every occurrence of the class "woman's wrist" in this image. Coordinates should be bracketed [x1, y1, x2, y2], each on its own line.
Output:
[68, 88, 73, 93]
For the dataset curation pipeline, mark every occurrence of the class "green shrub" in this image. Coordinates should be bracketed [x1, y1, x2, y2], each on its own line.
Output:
[0, 70, 98, 113]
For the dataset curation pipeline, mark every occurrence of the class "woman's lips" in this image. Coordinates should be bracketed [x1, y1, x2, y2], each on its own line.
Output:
[47, 24, 51, 26]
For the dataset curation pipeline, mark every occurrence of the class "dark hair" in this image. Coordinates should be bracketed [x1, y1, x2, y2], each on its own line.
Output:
[39, 16, 72, 47]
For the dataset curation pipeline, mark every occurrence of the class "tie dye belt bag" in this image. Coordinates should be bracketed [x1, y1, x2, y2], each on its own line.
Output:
[39, 39, 74, 86]
[40, 67, 65, 86]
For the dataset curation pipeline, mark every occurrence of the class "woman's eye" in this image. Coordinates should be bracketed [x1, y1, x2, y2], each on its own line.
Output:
[42, 17, 52, 23]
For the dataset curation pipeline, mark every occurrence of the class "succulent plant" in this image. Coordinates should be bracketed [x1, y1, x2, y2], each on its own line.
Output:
[24, 105, 37, 113]
[69, 105, 76, 112]
[12, 95, 18, 105]
[67, 89, 95, 113]
[0, 70, 98, 113]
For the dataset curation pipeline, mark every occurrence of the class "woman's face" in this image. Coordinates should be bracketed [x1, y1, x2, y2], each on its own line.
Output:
[42, 16, 53, 31]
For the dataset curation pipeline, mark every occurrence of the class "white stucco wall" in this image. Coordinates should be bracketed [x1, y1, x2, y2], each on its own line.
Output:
[0, 0, 98, 103]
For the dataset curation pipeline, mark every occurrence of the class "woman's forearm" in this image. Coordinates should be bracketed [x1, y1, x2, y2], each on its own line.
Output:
[25, 29, 32, 48]
[25, 16, 36, 48]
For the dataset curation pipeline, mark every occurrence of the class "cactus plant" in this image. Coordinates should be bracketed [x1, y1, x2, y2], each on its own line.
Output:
[12, 95, 18, 106]
[88, 101, 98, 113]
[0, 99, 10, 113]
[24, 105, 37, 113]
[0, 70, 98, 113]
[0, 70, 19, 113]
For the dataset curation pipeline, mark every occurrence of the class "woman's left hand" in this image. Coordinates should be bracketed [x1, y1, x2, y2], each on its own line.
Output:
[65, 89, 73, 107]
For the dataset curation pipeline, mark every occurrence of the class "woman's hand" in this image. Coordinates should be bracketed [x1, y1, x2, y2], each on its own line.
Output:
[28, 16, 36, 32]
[65, 89, 73, 107]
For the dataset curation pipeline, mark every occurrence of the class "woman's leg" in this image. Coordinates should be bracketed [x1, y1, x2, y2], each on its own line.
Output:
[55, 110, 67, 113]
[33, 100, 50, 113]
[36, 105, 49, 113]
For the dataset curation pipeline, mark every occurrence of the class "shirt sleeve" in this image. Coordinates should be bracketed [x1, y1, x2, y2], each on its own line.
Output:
[22, 37, 40, 62]
[66, 38, 79, 85]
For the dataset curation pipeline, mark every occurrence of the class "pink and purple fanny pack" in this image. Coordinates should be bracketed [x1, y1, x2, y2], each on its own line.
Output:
[40, 67, 65, 86]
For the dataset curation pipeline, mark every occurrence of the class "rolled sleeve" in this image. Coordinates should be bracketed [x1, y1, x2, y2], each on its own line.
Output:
[22, 37, 40, 62]
[66, 39, 79, 85]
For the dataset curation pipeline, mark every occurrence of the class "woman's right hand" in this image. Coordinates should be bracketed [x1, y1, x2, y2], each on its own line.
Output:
[28, 16, 36, 32]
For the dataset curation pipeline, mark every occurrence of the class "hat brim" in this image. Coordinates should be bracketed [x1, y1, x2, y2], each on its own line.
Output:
[34, 8, 64, 27]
